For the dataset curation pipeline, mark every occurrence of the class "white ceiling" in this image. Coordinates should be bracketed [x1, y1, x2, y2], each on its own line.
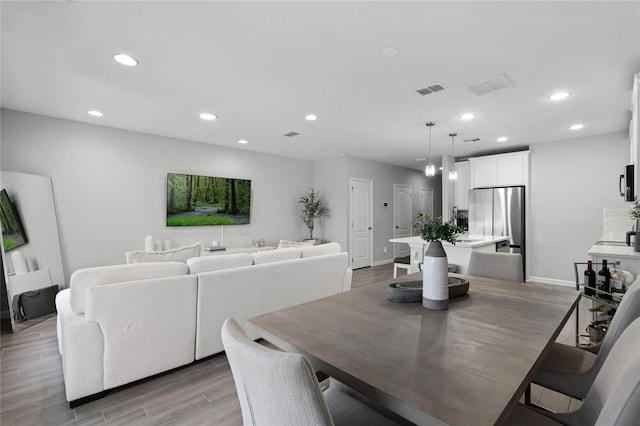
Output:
[2, 1, 639, 171]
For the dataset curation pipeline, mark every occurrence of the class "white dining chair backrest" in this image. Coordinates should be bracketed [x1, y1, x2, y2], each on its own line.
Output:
[221, 318, 402, 426]
[221, 318, 333, 426]
[583, 315, 640, 425]
[467, 251, 524, 282]
[532, 276, 640, 400]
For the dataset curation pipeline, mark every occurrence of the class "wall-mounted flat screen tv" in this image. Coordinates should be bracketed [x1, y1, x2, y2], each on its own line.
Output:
[0, 189, 28, 251]
[167, 173, 251, 226]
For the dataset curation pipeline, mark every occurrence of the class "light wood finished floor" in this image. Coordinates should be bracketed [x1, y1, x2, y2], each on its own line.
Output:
[1, 263, 581, 425]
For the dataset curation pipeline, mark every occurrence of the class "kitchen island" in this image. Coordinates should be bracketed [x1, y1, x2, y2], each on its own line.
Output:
[389, 234, 510, 274]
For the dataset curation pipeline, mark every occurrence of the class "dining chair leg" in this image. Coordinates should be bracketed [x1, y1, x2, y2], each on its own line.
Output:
[524, 384, 532, 406]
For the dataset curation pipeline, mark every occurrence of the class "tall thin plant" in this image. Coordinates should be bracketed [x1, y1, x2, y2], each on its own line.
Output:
[299, 188, 329, 240]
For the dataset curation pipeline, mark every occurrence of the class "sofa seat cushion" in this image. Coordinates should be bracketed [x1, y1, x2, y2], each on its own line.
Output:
[252, 247, 301, 265]
[300, 242, 341, 258]
[69, 262, 188, 314]
[187, 253, 252, 274]
[125, 243, 201, 264]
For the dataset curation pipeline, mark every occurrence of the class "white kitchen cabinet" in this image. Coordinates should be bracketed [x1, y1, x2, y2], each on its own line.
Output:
[470, 157, 498, 188]
[470, 151, 529, 188]
[455, 161, 471, 210]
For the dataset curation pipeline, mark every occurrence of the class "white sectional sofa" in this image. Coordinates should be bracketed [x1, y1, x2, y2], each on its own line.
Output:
[55, 243, 351, 405]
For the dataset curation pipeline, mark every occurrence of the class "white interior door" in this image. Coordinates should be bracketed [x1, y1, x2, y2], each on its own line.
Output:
[393, 184, 412, 258]
[350, 178, 372, 269]
[420, 188, 433, 219]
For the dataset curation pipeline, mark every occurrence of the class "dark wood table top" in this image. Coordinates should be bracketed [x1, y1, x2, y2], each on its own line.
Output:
[247, 273, 580, 426]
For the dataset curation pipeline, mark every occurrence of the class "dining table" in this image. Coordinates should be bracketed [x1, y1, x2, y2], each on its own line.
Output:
[246, 272, 580, 426]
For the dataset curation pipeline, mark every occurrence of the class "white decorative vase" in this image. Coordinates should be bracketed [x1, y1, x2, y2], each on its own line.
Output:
[422, 240, 449, 310]
[11, 250, 28, 275]
[144, 235, 154, 252]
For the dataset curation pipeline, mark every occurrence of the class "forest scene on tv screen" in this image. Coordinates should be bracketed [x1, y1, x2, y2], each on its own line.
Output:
[167, 173, 251, 226]
[0, 189, 28, 251]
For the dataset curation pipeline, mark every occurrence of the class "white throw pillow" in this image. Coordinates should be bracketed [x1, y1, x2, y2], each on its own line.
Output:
[300, 242, 341, 258]
[252, 247, 301, 265]
[276, 239, 317, 249]
[125, 243, 201, 264]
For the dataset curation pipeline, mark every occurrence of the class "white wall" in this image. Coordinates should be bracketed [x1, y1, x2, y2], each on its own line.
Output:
[1, 110, 313, 282]
[529, 131, 629, 284]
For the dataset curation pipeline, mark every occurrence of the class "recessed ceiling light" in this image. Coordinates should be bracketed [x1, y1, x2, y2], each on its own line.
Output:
[238, 139, 248, 144]
[113, 53, 138, 67]
[460, 113, 475, 120]
[87, 110, 103, 117]
[569, 123, 584, 130]
[381, 47, 400, 56]
[199, 113, 217, 121]
[305, 114, 318, 121]
[497, 136, 508, 142]
[549, 91, 571, 101]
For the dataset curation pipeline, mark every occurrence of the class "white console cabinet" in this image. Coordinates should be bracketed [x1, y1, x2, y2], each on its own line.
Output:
[470, 151, 529, 188]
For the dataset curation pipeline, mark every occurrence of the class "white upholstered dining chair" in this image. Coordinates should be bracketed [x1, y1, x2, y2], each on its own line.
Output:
[467, 251, 524, 282]
[506, 316, 640, 425]
[531, 279, 640, 400]
[221, 318, 401, 426]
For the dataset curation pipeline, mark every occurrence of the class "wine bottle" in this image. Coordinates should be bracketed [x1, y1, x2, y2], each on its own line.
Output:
[598, 260, 612, 300]
[584, 260, 596, 296]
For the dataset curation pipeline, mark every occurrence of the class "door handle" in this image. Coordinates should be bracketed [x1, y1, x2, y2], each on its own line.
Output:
[368, 226, 372, 230]
[395, 226, 399, 229]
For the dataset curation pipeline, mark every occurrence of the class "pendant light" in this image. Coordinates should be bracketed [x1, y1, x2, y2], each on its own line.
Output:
[448, 133, 458, 181]
[425, 122, 436, 177]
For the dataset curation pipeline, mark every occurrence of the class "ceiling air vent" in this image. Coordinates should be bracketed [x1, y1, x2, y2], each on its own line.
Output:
[463, 137, 481, 143]
[466, 73, 515, 96]
[416, 83, 446, 96]
[283, 131, 300, 137]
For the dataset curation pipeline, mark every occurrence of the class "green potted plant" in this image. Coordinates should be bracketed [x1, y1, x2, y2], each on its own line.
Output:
[414, 213, 465, 310]
[299, 188, 329, 241]
[414, 213, 465, 244]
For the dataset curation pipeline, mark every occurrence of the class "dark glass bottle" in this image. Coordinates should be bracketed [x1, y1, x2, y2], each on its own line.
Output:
[584, 260, 596, 296]
[598, 260, 612, 300]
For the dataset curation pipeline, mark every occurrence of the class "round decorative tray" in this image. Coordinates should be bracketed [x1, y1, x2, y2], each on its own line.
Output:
[386, 277, 469, 303]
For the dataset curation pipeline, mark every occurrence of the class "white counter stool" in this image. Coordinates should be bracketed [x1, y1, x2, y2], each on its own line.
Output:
[393, 255, 411, 278]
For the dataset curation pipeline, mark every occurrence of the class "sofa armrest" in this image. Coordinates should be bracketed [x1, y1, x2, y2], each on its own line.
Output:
[55, 289, 105, 402]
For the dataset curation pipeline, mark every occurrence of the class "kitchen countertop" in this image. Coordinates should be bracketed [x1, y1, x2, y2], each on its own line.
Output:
[390, 234, 509, 249]
[588, 242, 640, 259]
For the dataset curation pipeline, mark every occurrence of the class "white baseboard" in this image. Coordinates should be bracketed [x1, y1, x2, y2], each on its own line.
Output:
[529, 276, 575, 287]
[372, 258, 394, 267]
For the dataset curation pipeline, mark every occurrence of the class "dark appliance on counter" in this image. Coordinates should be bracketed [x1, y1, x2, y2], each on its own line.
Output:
[619, 164, 635, 202]
[469, 186, 526, 277]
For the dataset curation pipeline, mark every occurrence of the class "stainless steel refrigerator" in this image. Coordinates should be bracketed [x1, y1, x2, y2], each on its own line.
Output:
[469, 186, 525, 276]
